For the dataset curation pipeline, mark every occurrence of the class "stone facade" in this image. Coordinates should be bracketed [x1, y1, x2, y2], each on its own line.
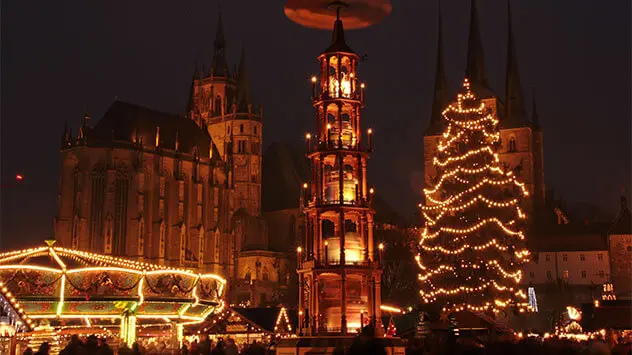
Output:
[608, 233, 632, 299]
[55, 102, 235, 277]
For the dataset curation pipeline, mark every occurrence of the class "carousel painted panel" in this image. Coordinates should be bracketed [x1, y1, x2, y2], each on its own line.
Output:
[59, 301, 123, 315]
[20, 301, 58, 315]
[142, 273, 197, 299]
[182, 304, 215, 318]
[135, 301, 185, 315]
[65, 269, 142, 298]
[197, 277, 223, 304]
[0, 268, 62, 297]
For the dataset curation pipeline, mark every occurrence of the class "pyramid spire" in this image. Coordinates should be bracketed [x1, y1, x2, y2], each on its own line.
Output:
[465, 0, 492, 97]
[236, 43, 252, 113]
[211, 10, 230, 77]
[426, 3, 447, 136]
[186, 62, 198, 118]
[504, 0, 527, 125]
[323, 8, 355, 54]
[531, 88, 540, 129]
[61, 120, 71, 148]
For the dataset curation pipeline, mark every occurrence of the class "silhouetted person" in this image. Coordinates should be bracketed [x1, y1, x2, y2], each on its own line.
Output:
[22, 347, 33, 355]
[34, 342, 50, 355]
[96, 338, 113, 355]
[60, 334, 82, 355]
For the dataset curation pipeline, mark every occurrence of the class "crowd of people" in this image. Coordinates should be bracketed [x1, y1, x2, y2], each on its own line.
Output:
[404, 334, 632, 355]
[18, 331, 632, 355]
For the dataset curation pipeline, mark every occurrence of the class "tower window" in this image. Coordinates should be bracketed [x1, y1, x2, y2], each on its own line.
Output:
[581, 270, 586, 278]
[580, 254, 585, 261]
[240, 124, 244, 133]
[546, 270, 552, 279]
[237, 140, 247, 153]
[508, 136, 517, 152]
[598, 253, 604, 261]
[563, 270, 569, 279]
[254, 126, 258, 135]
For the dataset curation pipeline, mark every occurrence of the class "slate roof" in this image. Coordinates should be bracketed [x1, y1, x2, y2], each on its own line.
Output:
[527, 233, 608, 252]
[88, 101, 219, 158]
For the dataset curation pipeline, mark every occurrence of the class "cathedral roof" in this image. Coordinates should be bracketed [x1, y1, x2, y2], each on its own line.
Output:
[89, 101, 219, 158]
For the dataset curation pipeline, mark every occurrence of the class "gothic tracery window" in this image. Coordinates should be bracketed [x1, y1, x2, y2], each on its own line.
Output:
[508, 136, 517, 152]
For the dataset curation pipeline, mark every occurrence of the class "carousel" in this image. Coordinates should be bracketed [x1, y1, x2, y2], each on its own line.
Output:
[0, 241, 225, 353]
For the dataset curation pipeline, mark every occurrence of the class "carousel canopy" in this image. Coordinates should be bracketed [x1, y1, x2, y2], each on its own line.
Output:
[0, 241, 226, 331]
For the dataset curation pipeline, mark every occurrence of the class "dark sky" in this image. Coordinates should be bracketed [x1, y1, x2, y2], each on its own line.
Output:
[1, 0, 630, 250]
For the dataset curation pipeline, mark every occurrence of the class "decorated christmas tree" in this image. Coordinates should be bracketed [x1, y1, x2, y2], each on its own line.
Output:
[417, 78, 531, 315]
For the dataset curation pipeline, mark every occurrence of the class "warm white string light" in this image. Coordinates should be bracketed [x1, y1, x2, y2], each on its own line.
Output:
[417, 78, 531, 314]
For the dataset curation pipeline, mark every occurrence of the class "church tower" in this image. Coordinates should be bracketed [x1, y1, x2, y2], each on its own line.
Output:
[423, 0, 545, 214]
[189, 12, 263, 216]
[298, 12, 382, 335]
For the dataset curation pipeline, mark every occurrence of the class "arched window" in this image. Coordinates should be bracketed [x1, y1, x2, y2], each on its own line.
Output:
[508, 136, 517, 152]
[113, 170, 129, 256]
[214, 95, 222, 115]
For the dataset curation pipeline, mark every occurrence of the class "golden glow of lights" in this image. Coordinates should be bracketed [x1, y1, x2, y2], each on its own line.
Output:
[297, 247, 302, 253]
[380, 305, 401, 313]
[378, 243, 384, 250]
[369, 188, 375, 194]
[305, 133, 311, 139]
[311, 76, 317, 83]
[567, 306, 581, 321]
[368, 128, 373, 135]
[0, 243, 226, 329]
[360, 83, 365, 89]
[327, 123, 332, 130]
[416, 78, 531, 314]
[274, 307, 293, 333]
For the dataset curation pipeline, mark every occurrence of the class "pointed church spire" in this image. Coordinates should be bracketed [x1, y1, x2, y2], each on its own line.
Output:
[211, 10, 230, 77]
[61, 120, 71, 148]
[186, 62, 198, 118]
[531, 88, 540, 129]
[465, 0, 492, 97]
[426, 2, 447, 136]
[504, 0, 527, 125]
[236, 43, 252, 113]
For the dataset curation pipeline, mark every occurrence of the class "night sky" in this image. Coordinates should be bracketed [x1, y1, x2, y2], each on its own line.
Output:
[1, 0, 630, 250]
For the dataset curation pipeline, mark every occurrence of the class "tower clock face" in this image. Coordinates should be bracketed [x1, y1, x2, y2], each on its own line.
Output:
[235, 156, 247, 167]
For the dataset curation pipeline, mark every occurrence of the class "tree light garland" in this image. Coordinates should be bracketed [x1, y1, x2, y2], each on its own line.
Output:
[417, 78, 531, 314]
